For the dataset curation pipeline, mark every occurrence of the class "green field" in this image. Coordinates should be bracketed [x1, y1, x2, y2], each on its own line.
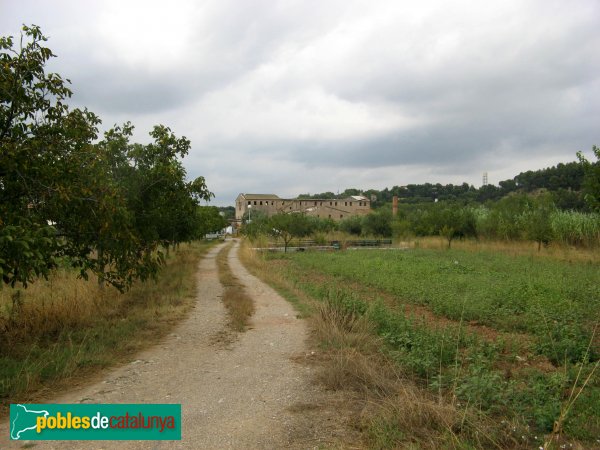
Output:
[292, 249, 599, 362]
[262, 247, 600, 447]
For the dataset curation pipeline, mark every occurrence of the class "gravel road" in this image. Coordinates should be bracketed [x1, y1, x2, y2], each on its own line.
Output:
[0, 240, 335, 449]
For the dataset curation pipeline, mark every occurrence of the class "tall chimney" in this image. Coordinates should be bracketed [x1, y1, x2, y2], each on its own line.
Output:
[392, 195, 398, 217]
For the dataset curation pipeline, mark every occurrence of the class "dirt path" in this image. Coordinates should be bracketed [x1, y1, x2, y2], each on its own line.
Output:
[0, 240, 334, 449]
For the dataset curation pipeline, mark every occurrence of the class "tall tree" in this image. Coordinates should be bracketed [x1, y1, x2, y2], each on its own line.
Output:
[94, 123, 213, 283]
[577, 145, 600, 212]
[522, 195, 555, 251]
[1, 26, 214, 290]
[196, 206, 227, 238]
[362, 209, 393, 237]
[269, 213, 312, 252]
[1, 25, 101, 286]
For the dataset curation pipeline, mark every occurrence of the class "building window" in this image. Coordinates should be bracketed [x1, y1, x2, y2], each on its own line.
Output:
[344, 202, 347, 206]
[328, 214, 331, 218]
[289, 207, 292, 210]
[350, 202, 352, 206]
[320, 201, 323, 206]
[335, 201, 338, 206]
[329, 201, 332, 206]
[260, 201, 263, 205]
[254, 201, 257, 205]
[248, 201, 251, 205]
[314, 201, 317, 206]
[340, 214, 343, 218]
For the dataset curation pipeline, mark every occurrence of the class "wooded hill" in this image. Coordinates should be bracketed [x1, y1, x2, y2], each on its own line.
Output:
[299, 160, 594, 211]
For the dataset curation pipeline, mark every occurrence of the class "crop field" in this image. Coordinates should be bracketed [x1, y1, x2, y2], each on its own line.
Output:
[258, 247, 600, 448]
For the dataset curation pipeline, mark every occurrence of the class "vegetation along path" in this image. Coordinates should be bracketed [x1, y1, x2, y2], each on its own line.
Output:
[0, 240, 337, 449]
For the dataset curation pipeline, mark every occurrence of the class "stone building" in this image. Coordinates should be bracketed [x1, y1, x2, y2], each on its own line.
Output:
[235, 193, 370, 222]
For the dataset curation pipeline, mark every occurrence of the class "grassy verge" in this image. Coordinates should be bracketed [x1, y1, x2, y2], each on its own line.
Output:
[0, 240, 216, 416]
[239, 243, 312, 319]
[405, 235, 600, 264]
[216, 242, 254, 332]
[240, 240, 600, 449]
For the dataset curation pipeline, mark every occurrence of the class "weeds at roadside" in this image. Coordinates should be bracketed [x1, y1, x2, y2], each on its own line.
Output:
[216, 242, 255, 332]
[544, 325, 600, 448]
[313, 295, 531, 449]
[239, 243, 312, 319]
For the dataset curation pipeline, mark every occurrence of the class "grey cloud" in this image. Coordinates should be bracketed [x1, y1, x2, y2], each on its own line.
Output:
[58, 0, 353, 116]
[2, 0, 600, 207]
[220, 102, 594, 171]
[69, 67, 192, 115]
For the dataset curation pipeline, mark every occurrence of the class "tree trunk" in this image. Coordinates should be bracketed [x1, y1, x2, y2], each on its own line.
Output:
[97, 245, 105, 289]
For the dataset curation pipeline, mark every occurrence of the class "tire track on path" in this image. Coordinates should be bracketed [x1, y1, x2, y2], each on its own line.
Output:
[1, 240, 327, 449]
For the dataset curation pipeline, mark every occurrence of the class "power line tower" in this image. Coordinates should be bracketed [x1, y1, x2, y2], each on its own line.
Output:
[482, 172, 488, 186]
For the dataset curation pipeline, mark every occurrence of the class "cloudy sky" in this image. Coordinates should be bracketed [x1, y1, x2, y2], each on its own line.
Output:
[2, 0, 599, 205]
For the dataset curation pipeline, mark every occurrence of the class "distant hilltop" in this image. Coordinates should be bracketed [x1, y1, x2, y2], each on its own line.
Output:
[290, 160, 590, 210]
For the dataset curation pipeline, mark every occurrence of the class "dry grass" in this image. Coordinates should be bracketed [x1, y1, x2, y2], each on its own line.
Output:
[0, 241, 215, 413]
[0, 269, 107, 345]
[313, 303, 400, 397]
[239, 243, 313, 317]
[216, 242, 255, 332]
[362, 392, 521, 450]
[408, 235, 600, 263]
[313, 302, 378, 353]
[309, 295, 531, 449]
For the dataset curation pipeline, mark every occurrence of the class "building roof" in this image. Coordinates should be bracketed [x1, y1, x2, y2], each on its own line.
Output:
[238, 193, 369, 202]
[239, 193, 281, 199]
[295, 196, 368, 202]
